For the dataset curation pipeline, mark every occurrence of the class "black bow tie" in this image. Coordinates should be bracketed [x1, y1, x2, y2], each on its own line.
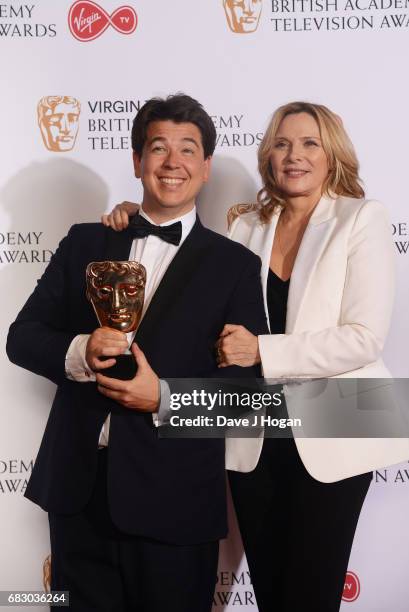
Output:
[129, 214, 182, 246]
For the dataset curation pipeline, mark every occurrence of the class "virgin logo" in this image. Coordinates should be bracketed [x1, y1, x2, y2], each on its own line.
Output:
[342, 571, 360, 602]
[68, 1, 137, 42]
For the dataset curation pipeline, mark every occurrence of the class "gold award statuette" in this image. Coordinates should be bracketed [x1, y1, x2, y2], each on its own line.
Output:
[86, 261, 146, 379]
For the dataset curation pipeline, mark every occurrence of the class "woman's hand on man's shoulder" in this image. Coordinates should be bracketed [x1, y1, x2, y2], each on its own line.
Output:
[101, 201, 139, 231]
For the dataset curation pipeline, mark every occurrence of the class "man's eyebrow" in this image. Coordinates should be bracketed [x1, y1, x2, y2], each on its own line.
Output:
[147, 136, 200, 147]
[147, 136, 166, 145]
[181, 137, 200, 147]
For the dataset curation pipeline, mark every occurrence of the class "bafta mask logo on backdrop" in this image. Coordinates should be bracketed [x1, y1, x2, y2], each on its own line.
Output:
[68, 1, 137, 42]
[223, 0, 262, 34]
[38, 96, 81, 152]
[342, 571, 360, 602]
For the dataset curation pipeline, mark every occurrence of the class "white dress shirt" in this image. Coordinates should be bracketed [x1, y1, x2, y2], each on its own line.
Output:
[65, 206, 197, 446]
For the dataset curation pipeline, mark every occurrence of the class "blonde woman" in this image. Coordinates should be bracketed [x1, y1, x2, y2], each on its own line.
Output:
[102, 102, 407, 611]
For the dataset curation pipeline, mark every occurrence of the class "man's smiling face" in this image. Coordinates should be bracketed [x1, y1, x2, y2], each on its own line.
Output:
[133, 120, 212, 218]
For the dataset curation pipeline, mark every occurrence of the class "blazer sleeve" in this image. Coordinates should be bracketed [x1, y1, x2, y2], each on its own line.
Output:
[258, 200, 396, 378]
[6, 227, 78, 386]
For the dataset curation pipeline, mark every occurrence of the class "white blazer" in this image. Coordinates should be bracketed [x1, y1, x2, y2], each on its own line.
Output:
[225, 195, 409, 482]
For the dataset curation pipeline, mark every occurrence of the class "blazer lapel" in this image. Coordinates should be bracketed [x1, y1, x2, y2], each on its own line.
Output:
[134, 218, 210, 349]
[286, 195, 336, 333]
[245, 212, 280, 333]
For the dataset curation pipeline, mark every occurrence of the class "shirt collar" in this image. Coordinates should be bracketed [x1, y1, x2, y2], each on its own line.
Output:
[139, 206, 196, 245]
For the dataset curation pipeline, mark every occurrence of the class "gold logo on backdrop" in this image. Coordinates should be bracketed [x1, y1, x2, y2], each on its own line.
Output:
[37, 96, 81, 152]
[223, 0, 262, 33]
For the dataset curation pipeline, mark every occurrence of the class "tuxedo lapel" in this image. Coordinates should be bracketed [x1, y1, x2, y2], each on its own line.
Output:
[134, 218, 210, 349]
[103, 225, 135, 262]
[286, 196, 336, 333]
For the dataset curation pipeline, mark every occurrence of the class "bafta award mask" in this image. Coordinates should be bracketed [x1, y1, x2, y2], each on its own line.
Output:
[223, 0, 262, 34]
[86, 261, 146, 333]
[37, 95, 81, 152]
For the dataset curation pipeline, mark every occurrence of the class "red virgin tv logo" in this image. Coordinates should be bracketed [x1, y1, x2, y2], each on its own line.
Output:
[342, 571, 360, 603]
[68, 1, 137, 42]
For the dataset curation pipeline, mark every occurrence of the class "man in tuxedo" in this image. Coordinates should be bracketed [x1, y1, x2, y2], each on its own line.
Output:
[7, 94, 267, 612]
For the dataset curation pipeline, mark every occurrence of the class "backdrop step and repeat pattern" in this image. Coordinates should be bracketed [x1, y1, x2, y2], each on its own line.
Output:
[1, 1, 408, 610]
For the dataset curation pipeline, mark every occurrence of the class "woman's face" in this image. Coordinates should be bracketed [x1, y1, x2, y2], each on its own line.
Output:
[269, 112, 329, 202]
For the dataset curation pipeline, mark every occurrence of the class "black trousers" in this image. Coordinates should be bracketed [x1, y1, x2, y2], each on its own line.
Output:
[228, 438, 372, 612]
[49, 449, 219, 612]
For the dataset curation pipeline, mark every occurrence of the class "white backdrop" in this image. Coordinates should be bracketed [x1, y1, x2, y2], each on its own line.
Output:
[1, 1, 408, 610]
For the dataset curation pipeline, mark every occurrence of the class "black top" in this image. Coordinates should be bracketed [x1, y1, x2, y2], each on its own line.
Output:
[264, 269, 292, 433]
[267, 268, 290, 334]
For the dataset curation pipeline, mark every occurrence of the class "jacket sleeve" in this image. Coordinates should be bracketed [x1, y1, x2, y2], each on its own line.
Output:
[6, 227, 79, 386]
[258, 200, 396, 378]
[213, 252, 269, 379]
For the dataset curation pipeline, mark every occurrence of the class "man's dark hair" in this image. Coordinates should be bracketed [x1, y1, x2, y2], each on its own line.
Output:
[131, 94, 216, 159]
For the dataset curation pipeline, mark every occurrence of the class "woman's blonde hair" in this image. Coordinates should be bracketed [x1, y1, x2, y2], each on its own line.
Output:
[257, 101, 365, 223]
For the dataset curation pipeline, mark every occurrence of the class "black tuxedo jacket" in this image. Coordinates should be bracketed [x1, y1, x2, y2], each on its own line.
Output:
[7, 217, 268, 544]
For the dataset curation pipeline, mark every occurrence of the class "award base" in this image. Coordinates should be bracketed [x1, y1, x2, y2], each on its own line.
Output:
[100, 353, 137, 380]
